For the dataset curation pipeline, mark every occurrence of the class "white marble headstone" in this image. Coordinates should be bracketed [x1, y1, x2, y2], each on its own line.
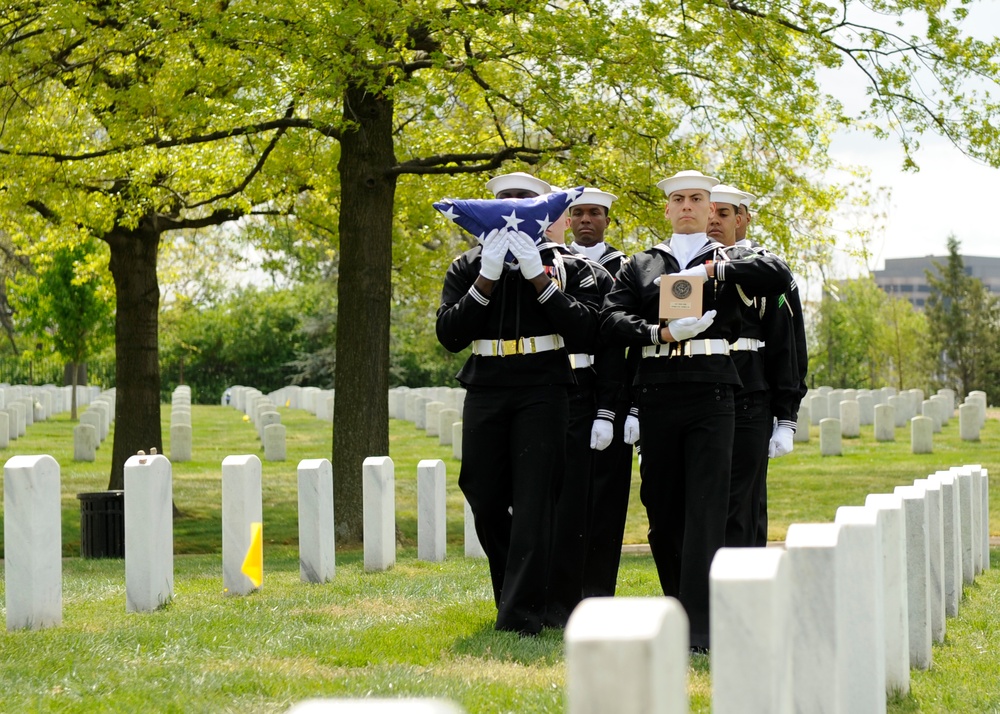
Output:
[222, 454, 264, 596]
[785, 523, 842, 713]
[363, 456, 396, 571]
[928, 471, 962, 616]
[4, 454, 62, 631]
[952, 467, 976, 584]
[710, 548, 792, 714]
[565, 597, 689, 714]
[910, 416, 933, 454]
[864, 493, 910, 696]
[170, 423, 193, 462]
[417, 459, 447, 562]
[912, 478, 945, 642]
[893, 484, 932, 670]
[298, 458, 336, 583]
[125, 453, 174, 612]
[833, 507, 887, 713]
[819, 418, 842, 456]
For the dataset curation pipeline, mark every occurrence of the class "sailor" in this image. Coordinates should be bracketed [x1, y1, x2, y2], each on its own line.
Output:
[534, 188, 617, 625]
[564, 188, 637, 597]
[436, 173, 601, 635]
[599, 170, 791, 650]
[708, 184, 799, 547]
[734, 192, 809, 545]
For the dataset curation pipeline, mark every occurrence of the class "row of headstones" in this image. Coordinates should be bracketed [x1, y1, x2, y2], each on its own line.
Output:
[3, 451, 486, 629]
[209, 458, 994, 714]
[8, 446, 987, 711]
[221, 386, 288, 461]
[799, 389, 989, 456]
[561, 464, 991, 714]
[389, 386, 466, 461]
[0, 383, 102, 415]
[247, 384, 337, 423]
[0, 383, 96, 448]
[169, 385, 193, 461]
[800, 386, 986, 435]
[71, 390, 117, 462]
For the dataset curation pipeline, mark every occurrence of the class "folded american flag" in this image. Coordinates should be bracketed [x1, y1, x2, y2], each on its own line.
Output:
[434, 188, 584, 246]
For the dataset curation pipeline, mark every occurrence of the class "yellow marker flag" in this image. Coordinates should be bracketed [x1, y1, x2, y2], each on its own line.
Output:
[241, 522, 263, 588]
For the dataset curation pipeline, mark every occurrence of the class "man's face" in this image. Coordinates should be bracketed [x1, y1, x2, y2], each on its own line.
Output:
[707, 203, 743, 247]
[736, 205, 752, 240]
[569, 204, 609, 248]
[664, 189, 714, 234]
[496, 189, 538, 200]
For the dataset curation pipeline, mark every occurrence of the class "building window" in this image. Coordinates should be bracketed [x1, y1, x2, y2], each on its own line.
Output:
[901, 284, 914, 293]
[918, 284, 930, 293]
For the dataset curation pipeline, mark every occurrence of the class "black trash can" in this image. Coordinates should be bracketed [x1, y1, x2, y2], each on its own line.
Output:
[77, 490, 125, 558]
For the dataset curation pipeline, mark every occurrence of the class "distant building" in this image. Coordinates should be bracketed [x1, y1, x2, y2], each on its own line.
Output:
[873, 255, 1000, 310]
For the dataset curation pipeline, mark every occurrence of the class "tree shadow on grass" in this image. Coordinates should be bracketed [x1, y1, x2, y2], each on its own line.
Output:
[452, 620, 564, 666]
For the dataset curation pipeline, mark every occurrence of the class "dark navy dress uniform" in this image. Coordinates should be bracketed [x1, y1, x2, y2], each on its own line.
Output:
[437, 242, 601, 635]
[722, 244, 801, 547]
[599, 237, 791, 648]
[580, 243, 637, 597]
[545, 243, 617, 626]
[756, 268, 809, 545]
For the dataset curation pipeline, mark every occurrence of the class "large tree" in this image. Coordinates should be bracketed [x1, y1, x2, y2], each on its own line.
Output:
[9, 235, 114, 418]
[925, 235, 1000, 397]
[0, 2, 307, 488]
[3, 1, 1000, 541]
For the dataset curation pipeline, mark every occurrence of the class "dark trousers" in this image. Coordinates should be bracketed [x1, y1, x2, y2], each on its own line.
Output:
[546, 384, 594, 627]
[725, 390, 771, 547]
[756, 475, 769, 546]
[637, 381, 735, 649]
[582, 407, 633, 597]
[459, 384, 567, 635]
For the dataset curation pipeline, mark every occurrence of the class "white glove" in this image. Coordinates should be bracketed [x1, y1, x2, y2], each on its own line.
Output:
[507, 229, 544, 279]
[590, 419, 614, 451]
[768, 424, 794, 458]
[479, 228, 509, 281]
[674, 264, 709, 282]
[623, 415, 640, 444]
[666, 309, 716, 341]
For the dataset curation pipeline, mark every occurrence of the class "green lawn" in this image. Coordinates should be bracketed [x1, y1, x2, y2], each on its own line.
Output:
[0, 402, 997, 712]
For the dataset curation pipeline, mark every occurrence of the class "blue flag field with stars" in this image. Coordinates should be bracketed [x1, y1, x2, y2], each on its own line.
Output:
[433, 188, 584, 250]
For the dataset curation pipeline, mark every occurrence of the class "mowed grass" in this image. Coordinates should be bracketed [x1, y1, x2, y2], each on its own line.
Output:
[0, 401, 997, 712]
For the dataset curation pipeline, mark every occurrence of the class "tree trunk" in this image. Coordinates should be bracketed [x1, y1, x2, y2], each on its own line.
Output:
[332, 85, 397, 545]
[105, 220, 164, 491]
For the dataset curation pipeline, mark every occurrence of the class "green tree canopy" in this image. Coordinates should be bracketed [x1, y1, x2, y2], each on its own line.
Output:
[810, 276, 930, 390]
[924, 236, 1000, 398]
[3, 1, 999, 538]
[9, 234, 114, 417]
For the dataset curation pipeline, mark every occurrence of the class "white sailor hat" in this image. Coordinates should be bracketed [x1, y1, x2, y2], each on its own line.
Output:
[655, 169, 720, 197]
[739, 191, 757, 208]
[568, 187, 618, 210]
[485, 172, 552, 197]
[711, 184, 748, 208]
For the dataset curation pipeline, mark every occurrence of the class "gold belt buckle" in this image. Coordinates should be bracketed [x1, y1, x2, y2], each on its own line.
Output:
[500, 338, 519, 356]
